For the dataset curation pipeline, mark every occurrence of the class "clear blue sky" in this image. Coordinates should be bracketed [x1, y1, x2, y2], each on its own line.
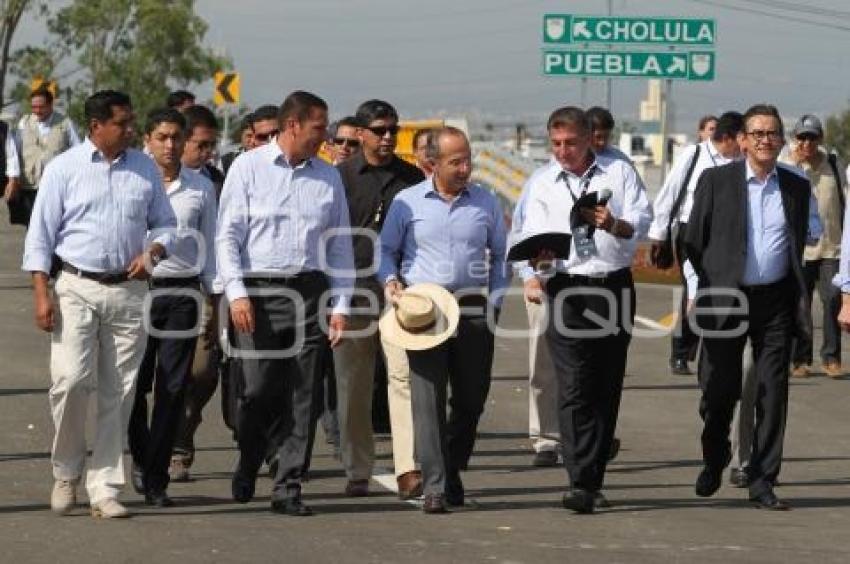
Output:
[15, 0, 850, 130]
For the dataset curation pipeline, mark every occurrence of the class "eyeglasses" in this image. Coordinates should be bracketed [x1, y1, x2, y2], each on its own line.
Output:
[333, 137, 360, 148]
[795, 133, 819, 143]
[746, 130, 783, 142]
[365, 125, 400, 137]
[253, 130, 279, 143]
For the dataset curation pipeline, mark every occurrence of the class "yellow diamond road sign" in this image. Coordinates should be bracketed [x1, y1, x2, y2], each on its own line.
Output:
[30, 77, 58, 99]
[214, 71, 239, 105]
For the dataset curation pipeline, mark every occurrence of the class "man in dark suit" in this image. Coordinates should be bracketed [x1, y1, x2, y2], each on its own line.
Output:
[684, 104, 815, 511]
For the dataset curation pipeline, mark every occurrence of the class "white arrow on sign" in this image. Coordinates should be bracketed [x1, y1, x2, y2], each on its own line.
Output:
[666, 56, 687, 75]
[573, 20, 592, 40]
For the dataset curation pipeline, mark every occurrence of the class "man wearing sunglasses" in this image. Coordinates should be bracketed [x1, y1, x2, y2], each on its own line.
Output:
[781, 115, 847, 379]
[249, 105, 280, 147]
[327, 116, 361, 165]
[335, 99, 424, 498]
[684, 104, 818, 511]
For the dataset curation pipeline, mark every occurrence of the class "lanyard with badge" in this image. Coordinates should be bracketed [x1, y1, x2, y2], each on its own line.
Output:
[565, 166, 600, 259]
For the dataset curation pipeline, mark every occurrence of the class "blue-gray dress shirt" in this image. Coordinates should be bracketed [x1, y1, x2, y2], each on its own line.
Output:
[378, 179, 510, 306]
[22, 138, 176, 274]
[215, 141, 355, 313]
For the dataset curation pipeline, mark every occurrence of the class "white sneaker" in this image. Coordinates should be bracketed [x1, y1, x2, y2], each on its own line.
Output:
[50, 479, 79, 515]
[90, 498, 131, 519]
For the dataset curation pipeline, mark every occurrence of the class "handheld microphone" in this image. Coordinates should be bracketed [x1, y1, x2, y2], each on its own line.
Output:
[597, 188, 613, 206]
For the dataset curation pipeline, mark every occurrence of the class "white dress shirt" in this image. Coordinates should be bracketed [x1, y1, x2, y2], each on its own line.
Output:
[152, 166, 218, 293]
[512, 154, 652, 277]
[649, 140, 735, 241]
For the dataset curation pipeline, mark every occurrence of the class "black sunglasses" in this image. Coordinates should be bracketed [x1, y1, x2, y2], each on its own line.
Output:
[366, 124, 400, 137]
[253, 130, 279, 143]
[333, 137, 360, 148]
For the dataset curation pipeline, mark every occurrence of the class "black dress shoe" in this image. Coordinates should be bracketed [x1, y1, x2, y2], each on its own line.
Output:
[422, 494, 448, 514]
[608, 438, 621, 461]
[562, 489, 595, 514]
[670, 358, 693, 375]
[445, 473, 465, 507]
[532, 450, 559, 467]
[271, 496, 313, 516]
[750, 490, 790, 511]
[729, 467, 749, 488]
[232, 471, 256, 503]
[144, 490, 175, 507]
[695, 465, 725, 497]
[131, 464, 145, 495]
[594, 492, 611, 509]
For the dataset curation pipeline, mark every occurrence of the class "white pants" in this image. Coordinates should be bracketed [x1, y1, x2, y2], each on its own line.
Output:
[525, 299, 560, 452]
[49, 273, 147, 504]
[731, 343, 757, 469]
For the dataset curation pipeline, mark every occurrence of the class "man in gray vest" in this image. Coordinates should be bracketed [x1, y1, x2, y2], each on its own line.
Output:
[8, 87, 80, 226]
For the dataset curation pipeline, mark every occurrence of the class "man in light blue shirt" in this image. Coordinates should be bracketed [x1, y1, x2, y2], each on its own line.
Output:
[684, 104, 813, 511]
[216, 90, 354, 517]
[22, 90, 177, 519]
[379, 126, 509, 513]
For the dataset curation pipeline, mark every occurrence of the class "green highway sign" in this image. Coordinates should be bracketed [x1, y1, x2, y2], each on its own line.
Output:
[543, 50, 715, 81]
[544, 15, 715, 46]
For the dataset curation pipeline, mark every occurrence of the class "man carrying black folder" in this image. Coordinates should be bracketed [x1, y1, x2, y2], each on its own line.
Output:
[511, 106, 651, 513]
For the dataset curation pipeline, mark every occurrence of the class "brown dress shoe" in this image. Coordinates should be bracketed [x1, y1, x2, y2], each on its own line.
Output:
[422, 494, 448, 514]
[791, 364, 810, 378]
[345, 479, 369, 497]
[823, 361, 844, 378]
[397, 470, 423, 500]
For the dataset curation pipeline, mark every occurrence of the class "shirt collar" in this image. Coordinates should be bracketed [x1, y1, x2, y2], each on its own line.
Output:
[266, 141, 313, 169]
[745, 159, 778, 184]
[553, 153, 603, 183]
[425, 177, 471, 200]
[84, 137, 127, 164]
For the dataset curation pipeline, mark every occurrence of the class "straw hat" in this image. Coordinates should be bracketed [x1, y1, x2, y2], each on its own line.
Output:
[378, 283, 460, 351]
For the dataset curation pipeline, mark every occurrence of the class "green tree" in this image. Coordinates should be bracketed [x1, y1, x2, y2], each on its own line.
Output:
[13, 0, 227, 133]
[0, 0, 47, 109]
[825, 105, 850, 163]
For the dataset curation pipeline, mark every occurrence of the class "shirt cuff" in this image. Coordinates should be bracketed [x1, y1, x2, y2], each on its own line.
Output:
[647, 224, 668, 241]
[331, 293, 350, 316]
[224, 279, 248, 302]
[22, 254, 52, 275]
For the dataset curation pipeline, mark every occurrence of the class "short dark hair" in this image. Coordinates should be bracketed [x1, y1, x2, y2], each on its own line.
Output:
[412, 128, 434, 150]
[240, 112, 254, 132]
[586, 106, 615, 131]
[355, 99, 399, 128]
[546, 106, 590, 135]
[278, 90, 328, 126]
[698, 115, 718, 131]
[742, 104, 784, 137]
[712, 111, 744, 141]
[424, 126, 467, 161]
[251, 104, 279, 127]
[166, 90, 195, 109]
[30, 87, 53, 104]
[182, 104, 219, 135]
[144, 107, 186, 135]
[84, 90, 132, 124]
[328, 116, 360, 139]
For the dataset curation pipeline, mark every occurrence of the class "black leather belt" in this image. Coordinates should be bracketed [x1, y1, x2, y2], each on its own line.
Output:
[149, 276, 200, 288]
[243, 271, 325, 287]
[563, 267, 631, 286]
[61, 263, 129, 285]
[741, 278, 787, 295]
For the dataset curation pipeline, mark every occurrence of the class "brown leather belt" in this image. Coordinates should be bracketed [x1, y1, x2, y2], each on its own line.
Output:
[62, 263, 129, 285]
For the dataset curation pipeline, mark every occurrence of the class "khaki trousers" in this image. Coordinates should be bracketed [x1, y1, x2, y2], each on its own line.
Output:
[525, 299, 560, 452]
[381, 335, 417, 477]
[49, 273, 147, 503]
